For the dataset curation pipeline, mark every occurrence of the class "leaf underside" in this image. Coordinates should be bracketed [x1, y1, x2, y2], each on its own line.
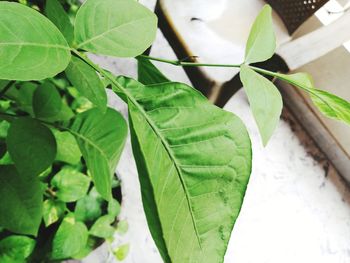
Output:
[116, 78, 252, 263]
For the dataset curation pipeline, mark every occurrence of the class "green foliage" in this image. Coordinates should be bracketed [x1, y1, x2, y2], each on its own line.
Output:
[240, 65, 282, 145]
[0, 2, 71, 80]
[45, 0, 74, 44]
[33, 82, 62, 119]
[0, 166, 43, 236]
[0, 235, 35, 262]
[116, 77, 252, 262]
[65, 56, 107, 112]
[74, 0, 157, 57]
[244, 5, 276, 64]
[89, 215, 115, 239]
[7, 118, 57, 177]
[43, 199, 66, 227]
[137, 56, 170, 85]
[53, 129, 82, 165]
[51, 214, 89, 260]
[51, 166, 90, 202]
[1, 1, 349, 262]
[69, 108, 127, 200]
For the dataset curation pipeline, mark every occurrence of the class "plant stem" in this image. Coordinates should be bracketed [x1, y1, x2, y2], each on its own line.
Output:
[138, 55, 241, 68]
[0, 81, 15, 98]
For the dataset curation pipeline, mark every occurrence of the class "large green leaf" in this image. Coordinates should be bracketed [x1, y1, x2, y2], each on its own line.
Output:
[68, 108, 128, 200]
[114, 77, 252, 263]
[0, 235, 35, 262]
[6, 118, 57, 177]
[74, 195, 102, 223]
[65, 56, 107, 112]
[33, 82, 62, 119]
[51, 214, 88, 260]
[0, 2, 71, 80]
[245, 5, 276, 64]
[240, 65, 282, 145]
[137, 56, 170, 85]
[74, 0, 157, 57]
[51, 166, 90, 202]
[274, 72, 350, 126]
[0, 166, 43, 236]
[45, 0, 74, 44]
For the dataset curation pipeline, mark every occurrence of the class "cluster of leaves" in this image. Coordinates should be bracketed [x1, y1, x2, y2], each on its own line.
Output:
[0, 1, 349, 263]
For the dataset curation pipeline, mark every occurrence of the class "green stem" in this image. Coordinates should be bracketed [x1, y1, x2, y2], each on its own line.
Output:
[139, 55, 241, 68]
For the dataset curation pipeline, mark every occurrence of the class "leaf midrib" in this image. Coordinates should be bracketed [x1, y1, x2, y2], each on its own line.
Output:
[114, 83, 203, 249]
[76, 16, 152, 48]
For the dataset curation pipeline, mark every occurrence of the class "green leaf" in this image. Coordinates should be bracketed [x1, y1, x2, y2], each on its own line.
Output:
[114, 77, 252, 263]
[75, 0, 157, 57]
[7, 118, 57, 177]
[108, 198, 121, 218]
[51, 214, 89, 260]
[16, 82, 38, 116]
[116, 220, 128, 235]
[274, 72, 350, 126]
[43, 199, 66, 227]
[72, 237, 96, 260]
[113, 243, 130, 261]
[245, 5, 276, 64]
[33, 82, 62, 119]
[240, 65, 282, 146]
[0, 166, 43, 236]
[68, 108, 128, 200]
[0, 2, 71, 80]
[65, 56, 107, 112]
[45, 0, 74, 45]
[74, 195, 102, 222]
[53, 129, 82, 165]
[51, 166, 90, 202]
[0, 235, 35, 261]
[89, 215, 115, 239]
[137, 56, 169, 85]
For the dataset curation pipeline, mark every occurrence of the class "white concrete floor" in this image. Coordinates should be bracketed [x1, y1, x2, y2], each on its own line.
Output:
[82, 1, 350, 262]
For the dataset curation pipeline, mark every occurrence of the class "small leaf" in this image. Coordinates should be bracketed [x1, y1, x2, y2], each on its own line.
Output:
[51, 166, 90, 202]
[0, 166, 43, 236]
[7, 118, 57, 177]
[245, 5, 276, 64]
[75, 0, 157, 57]
[116, 220, 128, 235]
[52, 214, 89, 260]
[275, 72, 350, 126]
[16, 82, 38, 116]
[45, 0, 74, 44]
[0, 235, 35, 261]
[43, 199, 66, 227]
[68, 108, 128, 200]
[33, 82, 62, 119]
[65, 56, 107, 112]
[89, 215, 115, 239]
[137, 56, 169, 85]
[113, 243, 130, 261]
[108, 198, 121, 218]
[74, 195, 102, 222]
[0, 2, 71, 80]
[240, 65, 282, 145]
[53, 129, 82, 165]
[310, 89, 350, 125]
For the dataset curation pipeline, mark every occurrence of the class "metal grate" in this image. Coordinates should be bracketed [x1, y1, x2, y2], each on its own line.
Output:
[265, 0, 329, 34]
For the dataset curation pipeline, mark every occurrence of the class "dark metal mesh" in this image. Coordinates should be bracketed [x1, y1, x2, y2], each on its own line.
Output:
[265, 0, 329, 34]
